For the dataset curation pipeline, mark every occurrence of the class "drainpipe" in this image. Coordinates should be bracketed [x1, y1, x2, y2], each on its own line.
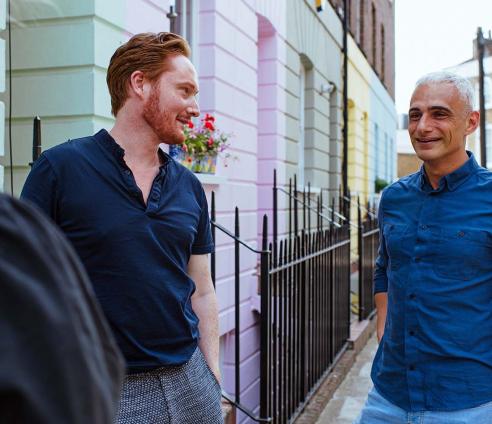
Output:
[167, 3, 178, 33]
[342, 0, 349, 214]
[477, 27, 487, 168]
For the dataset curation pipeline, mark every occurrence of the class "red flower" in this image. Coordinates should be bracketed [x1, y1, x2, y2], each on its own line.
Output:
[187, 157, 192, 163]
[204, 121, 215, 131]
[187, 120, 194, 128]
[182, 144, 188, 152]
[204, 113, 215, 122]
[207, 137, 214, 147]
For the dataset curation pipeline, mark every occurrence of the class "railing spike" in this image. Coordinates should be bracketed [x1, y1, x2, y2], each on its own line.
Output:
[234, 205, 241, 404]
[32, 116, 42, 163]
[211, 191, 216, 288]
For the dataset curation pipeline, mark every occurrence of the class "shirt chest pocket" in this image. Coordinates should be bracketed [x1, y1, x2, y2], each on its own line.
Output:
[383, 223, 412, 270]
[434, 228, 492, 280]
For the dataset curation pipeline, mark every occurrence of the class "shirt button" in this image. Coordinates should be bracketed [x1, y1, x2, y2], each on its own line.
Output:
[409, 330, 415, 336]
[124, 169, 131, 175]
[458, 231, 465, 237]
[409, 365, 416, 371]
[414, 257, 421, 262]
[420, 224, 428, 230]
[409, 294, 416, 299]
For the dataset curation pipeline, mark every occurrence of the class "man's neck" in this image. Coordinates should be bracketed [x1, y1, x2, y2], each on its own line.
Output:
[424, 150, 469, 189]
[109, 114, 161, 169]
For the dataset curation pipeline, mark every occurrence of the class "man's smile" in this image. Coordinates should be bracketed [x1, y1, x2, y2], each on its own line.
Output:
[416, 137, 440, 143]
[176, 117, 189, 128]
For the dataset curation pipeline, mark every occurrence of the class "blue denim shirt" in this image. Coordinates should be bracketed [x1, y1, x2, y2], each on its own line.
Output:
[372, 153, 492, 412]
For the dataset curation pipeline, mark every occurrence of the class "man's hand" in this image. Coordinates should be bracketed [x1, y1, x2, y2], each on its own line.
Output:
[375, 292, 388, 343]
[209, 363, 222, 385]
[188, 254, 221, 386]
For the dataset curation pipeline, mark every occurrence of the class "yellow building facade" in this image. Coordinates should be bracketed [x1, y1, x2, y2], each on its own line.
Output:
[347, 37, 397, 259]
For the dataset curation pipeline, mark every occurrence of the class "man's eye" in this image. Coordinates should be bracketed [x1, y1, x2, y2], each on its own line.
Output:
[409, 114, 420, 120]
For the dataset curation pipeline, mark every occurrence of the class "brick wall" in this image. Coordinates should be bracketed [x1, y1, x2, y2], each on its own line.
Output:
[329, 0, 395, 99]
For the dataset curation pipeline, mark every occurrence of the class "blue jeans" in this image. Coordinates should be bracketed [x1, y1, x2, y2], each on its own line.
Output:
[354, 388, 492, 424]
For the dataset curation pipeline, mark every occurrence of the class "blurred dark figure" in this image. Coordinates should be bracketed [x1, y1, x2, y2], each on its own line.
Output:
[0, 194, 124, 423]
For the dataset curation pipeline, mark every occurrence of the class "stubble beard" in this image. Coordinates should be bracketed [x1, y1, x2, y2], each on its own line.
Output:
[143, 87, 184, 145]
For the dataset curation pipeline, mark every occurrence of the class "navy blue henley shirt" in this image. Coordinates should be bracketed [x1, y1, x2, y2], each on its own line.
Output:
[372, 153, 492, 411]
[21, 129, 214, 373]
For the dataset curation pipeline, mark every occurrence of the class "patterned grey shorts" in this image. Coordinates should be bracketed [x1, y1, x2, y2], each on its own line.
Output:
[115, 347, 223, 423]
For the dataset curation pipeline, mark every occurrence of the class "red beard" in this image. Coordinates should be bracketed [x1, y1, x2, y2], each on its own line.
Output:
[142, 86, 184, 145]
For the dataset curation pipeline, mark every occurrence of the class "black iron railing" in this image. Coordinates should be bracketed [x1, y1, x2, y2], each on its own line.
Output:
[209, 169, 382, 423]
[211, 171, 353, 423]
[258, 173, 352, 423]
[210, 194, 272, 423]
[357, 197, 379, 321]
[261, 226, 352, 423]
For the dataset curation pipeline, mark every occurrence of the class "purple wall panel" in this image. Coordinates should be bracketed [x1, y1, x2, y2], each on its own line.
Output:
[222, 350, 260, 392]
[223, 324, 261, 364]
[237, 379, 261, 423]
[218, 296, 259, 335]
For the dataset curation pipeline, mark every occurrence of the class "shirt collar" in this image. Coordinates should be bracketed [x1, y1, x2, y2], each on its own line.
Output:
[419, 151, 480, 192]
[94, 129, 169, 168]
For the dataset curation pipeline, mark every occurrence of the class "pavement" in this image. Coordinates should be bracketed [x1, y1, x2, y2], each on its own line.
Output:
[316, 334, 378, 424]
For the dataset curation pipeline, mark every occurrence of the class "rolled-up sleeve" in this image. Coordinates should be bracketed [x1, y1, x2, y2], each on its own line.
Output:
[373, 190, 388, 294]
[191, 187, 214, 255]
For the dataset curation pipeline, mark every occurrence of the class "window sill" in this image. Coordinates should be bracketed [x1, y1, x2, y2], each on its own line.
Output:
[295, 185, 322, 195]
[195, 173, 228, 186]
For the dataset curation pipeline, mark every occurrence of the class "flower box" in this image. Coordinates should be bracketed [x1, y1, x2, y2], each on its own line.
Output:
[169, 146, 217, 174]
[169, 113, 231, 175]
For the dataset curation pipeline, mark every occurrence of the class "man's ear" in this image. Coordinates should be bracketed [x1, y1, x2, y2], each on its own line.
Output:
[465, 110, 480, 136]
[128, 70, 147, 99]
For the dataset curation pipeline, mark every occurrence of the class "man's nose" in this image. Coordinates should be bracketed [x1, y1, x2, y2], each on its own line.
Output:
[416, 114, 432, 133]
[188, 99, 200, 118]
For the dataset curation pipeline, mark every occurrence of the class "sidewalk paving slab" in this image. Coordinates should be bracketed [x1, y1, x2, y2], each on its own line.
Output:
[316, 335, 378, 424]
[295, 316, 376, 424]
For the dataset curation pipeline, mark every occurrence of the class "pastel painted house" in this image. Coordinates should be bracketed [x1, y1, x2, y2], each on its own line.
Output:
[4, 0, 352, 421]
[347, 33, 397, 206]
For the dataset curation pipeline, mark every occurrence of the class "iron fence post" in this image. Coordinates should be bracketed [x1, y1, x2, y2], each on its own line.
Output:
[234, 207, 241, 403]
[259, 215, 270, 419]
[32, 116, 41, 163]
[273, 169, 278, 261]
[294, 174, 298, 235]
[211, 192, 216, 288]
